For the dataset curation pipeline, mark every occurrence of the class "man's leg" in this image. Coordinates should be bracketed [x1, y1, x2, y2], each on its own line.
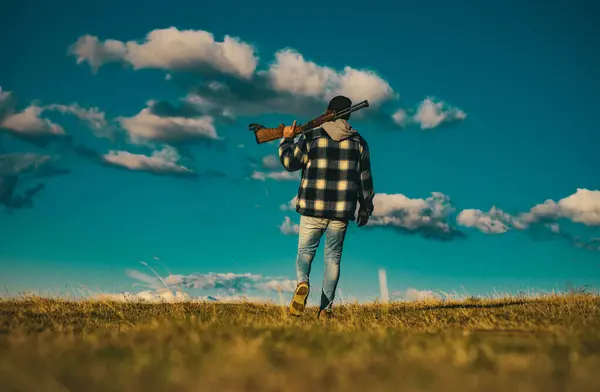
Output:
[289, 215, 327, 316]
[319, 219, 349, 315]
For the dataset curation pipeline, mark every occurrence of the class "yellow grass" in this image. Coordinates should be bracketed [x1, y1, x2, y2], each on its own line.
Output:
[1, 294, 599, 391]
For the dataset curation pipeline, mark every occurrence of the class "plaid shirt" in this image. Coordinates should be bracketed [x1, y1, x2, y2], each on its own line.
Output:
[278, 127, 374, 221]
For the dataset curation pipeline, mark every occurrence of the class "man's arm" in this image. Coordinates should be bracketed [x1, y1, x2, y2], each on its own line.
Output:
[357, 139, 375, 214]
[278, 133, 309, 172]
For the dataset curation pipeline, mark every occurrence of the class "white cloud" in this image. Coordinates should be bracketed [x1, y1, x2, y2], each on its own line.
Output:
[102, 146, 194, 176]
[71, 29, 398, 120]
[93, 290, 273, 304]
[133, 271, 297, 294]
[67, 29, 472, 145]
[93, 289, 191, 303]
[455, 189, 600, 251]
[69, 28, 259, 79]
[400, 288, 441, 301]
[251, 170, 298, 181]
[261, 279, 297, 293]
[518, 188, 600, 227]
[68, 35, 127, 72]
[392, 108, 408, 127]
[118, 102, 218, 144]
[163, 272, 261, 293]
[460, 189, 600, 236]
[279, 216, 299, 235]
[368, 192, 462, 240]
[280, 195, 297, 210]
[261, 154, 280, 170]
[456, 207, 512, 234]
[0, 90, 111, 141]
[266, 49, 394, 107]
[0, 105, 65, 136]
[200, 295, 273, 303]
[391, 98, 466, 130]
[45, 103, 110, 137]
[413, 97, 466, 129]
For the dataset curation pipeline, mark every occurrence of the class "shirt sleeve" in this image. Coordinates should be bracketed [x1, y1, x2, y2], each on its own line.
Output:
[278, 135, 309, 172]
[357, 139, 375, 214]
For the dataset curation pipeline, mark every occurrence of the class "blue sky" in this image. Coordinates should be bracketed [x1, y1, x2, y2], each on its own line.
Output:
[1, 0, 599, 302]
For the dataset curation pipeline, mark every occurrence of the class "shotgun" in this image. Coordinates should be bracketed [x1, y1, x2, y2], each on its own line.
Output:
[248, 100, 370, 144]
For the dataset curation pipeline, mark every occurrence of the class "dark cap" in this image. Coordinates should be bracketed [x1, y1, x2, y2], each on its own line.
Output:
[327, 95, 352, 120]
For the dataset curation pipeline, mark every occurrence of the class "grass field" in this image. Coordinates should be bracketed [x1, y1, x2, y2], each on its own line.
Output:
[1, 294, 599, 392]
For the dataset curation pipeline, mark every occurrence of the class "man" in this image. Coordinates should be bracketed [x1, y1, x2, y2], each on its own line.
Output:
[278, 95, 375, 320]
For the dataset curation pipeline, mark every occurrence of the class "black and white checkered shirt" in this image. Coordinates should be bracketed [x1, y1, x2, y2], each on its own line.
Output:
[278, 127, 374, 221]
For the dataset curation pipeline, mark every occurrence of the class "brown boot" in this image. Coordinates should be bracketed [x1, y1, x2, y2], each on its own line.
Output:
[317, 309, 332, 322]
[289, 282, 309, 317]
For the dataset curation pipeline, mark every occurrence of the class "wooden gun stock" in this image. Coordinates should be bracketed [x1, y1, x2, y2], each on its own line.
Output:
[254, 123, 308, 144]
[254, 124, 285, 144]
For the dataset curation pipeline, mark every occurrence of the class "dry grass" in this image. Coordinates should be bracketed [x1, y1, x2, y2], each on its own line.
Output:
[1, 294, 599, 392]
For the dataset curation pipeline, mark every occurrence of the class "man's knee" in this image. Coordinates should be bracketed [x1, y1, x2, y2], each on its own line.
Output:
[298, 234, 321, 252]
[297, 247, 317, 259]
[325, 247, 342, 260]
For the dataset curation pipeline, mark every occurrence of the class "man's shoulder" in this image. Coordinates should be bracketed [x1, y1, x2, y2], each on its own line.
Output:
[351, 132, 368, 148]
[304, 127, 367, 149]
[305, 127, 325, 139]
[355, 132, 367, 143]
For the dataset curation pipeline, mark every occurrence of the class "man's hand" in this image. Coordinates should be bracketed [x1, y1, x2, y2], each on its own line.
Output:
[283, 120, 297, 139]
[357, 209, 370, 227]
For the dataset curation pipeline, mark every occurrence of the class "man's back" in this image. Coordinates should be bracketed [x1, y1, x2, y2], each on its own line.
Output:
[278, 120, 374, 221]
[280, 95, 375, 320]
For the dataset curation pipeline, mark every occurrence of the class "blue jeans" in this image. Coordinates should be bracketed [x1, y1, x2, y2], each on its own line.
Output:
[295, 215, 349, 311]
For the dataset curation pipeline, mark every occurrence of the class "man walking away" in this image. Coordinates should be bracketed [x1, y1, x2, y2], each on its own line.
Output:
[278, 95, 375, 320]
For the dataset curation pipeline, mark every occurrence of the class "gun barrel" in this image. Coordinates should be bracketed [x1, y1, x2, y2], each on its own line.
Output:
[333, 100, 369, 119]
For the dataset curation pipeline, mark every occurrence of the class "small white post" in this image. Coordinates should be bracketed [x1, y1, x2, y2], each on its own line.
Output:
[378, 268, 389, 304]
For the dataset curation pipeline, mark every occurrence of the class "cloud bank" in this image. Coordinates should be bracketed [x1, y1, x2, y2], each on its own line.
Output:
[457, 188, 600, 250]
[458, 189, 600, 232]
[0, 90, 111, 146]
[366, 192, 465, 241]
[276, 192, 464, 241]
[277, 189, 599, 250]
[68, 27, 467, 131]
[126, 269, 296, 295]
